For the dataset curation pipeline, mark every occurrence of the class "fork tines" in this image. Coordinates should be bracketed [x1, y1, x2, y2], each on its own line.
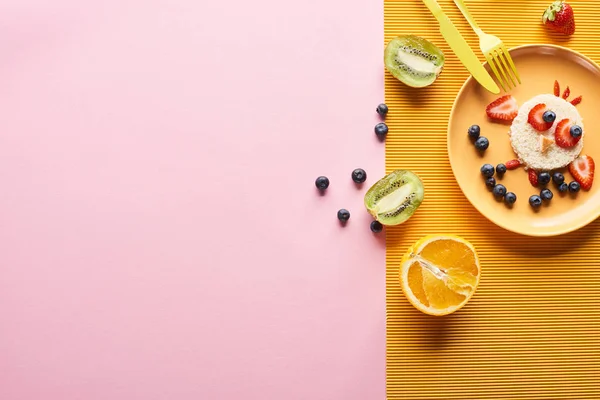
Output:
[485, 45, 521, 92]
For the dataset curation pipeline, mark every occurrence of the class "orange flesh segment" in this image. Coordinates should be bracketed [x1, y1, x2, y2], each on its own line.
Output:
[421, 266, 467, 309]
[407, 261, 430, 307]
[418, 239, 478, 277]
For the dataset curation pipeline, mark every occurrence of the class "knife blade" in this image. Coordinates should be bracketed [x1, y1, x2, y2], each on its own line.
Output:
[421, 0, 500, 94]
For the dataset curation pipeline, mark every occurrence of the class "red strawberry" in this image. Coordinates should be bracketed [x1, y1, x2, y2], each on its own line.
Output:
[554, 80, 560, 97]
[569, 155, 595, 190]
[528, 169, 539, 186]
[528, 103, 553, 131]
[562, 86, 570, 100]
[570, 95, 582, 106]
[505, 159, 521, 170]
[543, 1, 575, 35]
[554, 118, 581, 148]
[486, 95, 518, 122]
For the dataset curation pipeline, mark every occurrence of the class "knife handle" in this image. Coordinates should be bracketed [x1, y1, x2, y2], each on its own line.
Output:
[421, 0, 444, 20]
[453, 0, 482, 34]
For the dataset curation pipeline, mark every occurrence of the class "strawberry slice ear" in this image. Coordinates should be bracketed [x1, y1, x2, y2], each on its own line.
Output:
[554, 80, 560, 97]
[486, 95, 518, 122]
[570, 96, 582, 106]
[569, 155, 595, 191]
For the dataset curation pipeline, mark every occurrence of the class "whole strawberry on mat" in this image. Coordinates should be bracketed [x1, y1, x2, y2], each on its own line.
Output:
[543, 1, 575, 35]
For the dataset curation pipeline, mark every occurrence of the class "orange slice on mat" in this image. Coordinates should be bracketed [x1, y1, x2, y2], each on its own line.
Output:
[399, 235, 481, 316]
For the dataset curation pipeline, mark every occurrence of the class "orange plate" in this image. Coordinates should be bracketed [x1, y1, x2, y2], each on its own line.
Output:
[448, 45, 600, 237]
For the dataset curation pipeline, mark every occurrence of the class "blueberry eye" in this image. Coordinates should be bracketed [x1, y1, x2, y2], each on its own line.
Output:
[570, 125, 583, 138]
[542, 110, 556, 123]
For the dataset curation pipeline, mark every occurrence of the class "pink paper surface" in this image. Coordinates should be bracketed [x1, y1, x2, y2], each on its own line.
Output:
[0, 1, 385, 399]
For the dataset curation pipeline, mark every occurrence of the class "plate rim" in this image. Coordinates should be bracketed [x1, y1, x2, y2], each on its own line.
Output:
[447, 44, 600, 237]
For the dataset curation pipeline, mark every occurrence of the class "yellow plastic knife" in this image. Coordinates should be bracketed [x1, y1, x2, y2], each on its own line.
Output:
[422, 0, 500, 94]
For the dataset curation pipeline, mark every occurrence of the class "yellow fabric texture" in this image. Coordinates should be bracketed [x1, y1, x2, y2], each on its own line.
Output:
[384, 1, 600, 398]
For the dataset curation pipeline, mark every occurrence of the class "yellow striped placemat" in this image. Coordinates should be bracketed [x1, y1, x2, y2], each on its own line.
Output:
[384, 1, 600, 398]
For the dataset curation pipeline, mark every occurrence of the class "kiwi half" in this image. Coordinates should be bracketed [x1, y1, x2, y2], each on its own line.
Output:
[384, 35, 444, 88]
[364, 170, 424, 226]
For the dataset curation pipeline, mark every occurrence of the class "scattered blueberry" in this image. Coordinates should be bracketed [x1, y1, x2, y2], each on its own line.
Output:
[570, 125, 583, 138]
[370, 220, 383, 233]
[475, 136, 489, 151]
[468, 125, 481, 140]
[552, 172, 565, 185]
[337, 209, 350, 222]
[375, 123, 388, 139]
[542, 110, 556, 123]
[529, 195, 543, 208]
[485, 177, 496, 189]
[315, 176, 330, 190]
[540, 188, 553, 201]
[558, 182, 569, 193]
[538, 172, 551, 186]
[376, 104, 388, 117]
[496, 163, 507, 176]
[481, 164, 495, 178]
[352, 168, 367, 184]
[569, 181, 581, 193]
[504, 192, 517, 205]
[493, 184, 507, 198]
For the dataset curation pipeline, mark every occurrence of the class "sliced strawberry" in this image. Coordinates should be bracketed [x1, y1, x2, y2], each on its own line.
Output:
[554, 80, 560, 97]
[505, 159, 521, 170]
[562, 86, 570, 100]
[569, 155, 595, 190]
[570, 95, 582, 106]
[528, 103, 553, 131]
[554, 118, 581, 148]
[528, 169, 539, 186]
[486, 95, 518, 122]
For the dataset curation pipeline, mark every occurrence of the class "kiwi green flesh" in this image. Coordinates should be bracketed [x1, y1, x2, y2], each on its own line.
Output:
[364, 170, 424, 226]
[384, 35, 444, 88]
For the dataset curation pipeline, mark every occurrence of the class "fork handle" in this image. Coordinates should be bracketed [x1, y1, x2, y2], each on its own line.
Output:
[453, 0, 483, 34]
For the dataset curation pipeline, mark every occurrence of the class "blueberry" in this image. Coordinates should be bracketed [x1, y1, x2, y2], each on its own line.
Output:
[569, 181, 581, 193]
[370, 220, 383, 233]
[468, 125, 481, 140]
[375, 123, 388, 139]
[376, 104, 388, 116]
[570, 125, 583, 138]
[496, 163, 507, 176]
[475, 136, 489, 151]
[540, 188, 553, 201]
[552, 172, 565, 185]
[504, 192, 517, 205]
[558, 182, 569, 193]
[337, 209, 350, 222]
[352, 168, 367, 183]
[493, 184, 507, 198]
[542, 110, 556, 123]
[481, 163, 495, 178]
[538, 172, 551, 186]
[484, 177, 496, 189]
[529, 195, 543, 208]
[315, 176, 330, 190]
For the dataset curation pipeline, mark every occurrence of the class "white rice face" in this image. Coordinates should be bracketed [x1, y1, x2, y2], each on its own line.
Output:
[509, 94, 583, 171]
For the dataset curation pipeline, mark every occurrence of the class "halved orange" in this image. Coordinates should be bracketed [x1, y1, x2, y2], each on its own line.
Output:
[399, 235, 481, 316]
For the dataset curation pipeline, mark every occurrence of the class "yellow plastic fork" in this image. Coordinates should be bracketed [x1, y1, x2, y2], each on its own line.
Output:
[453, 0, 521, 91]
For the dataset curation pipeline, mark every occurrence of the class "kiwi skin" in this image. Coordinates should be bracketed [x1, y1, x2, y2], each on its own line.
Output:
[384, 35, 444, 88]
[364, 170, 424, 226]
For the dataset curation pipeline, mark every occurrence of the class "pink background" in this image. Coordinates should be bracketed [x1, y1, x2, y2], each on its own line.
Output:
[0, 1, 385, 399]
